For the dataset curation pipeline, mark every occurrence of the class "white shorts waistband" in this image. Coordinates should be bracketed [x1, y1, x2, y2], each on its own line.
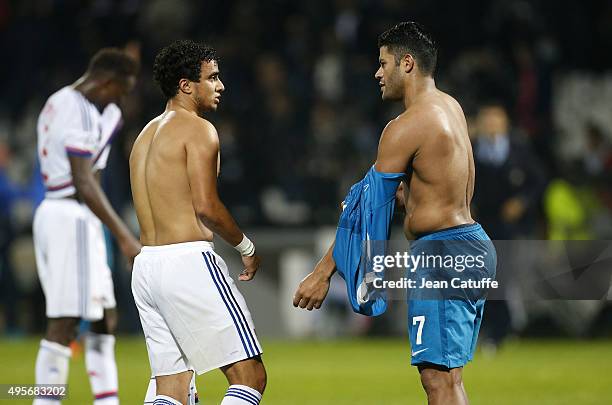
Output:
[140, 241, 215, 255]
[36, 198, 85, 215]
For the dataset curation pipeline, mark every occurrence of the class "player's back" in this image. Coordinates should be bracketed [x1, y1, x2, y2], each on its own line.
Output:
[130, 110, 213, 246]
[403, 90, 474, 236]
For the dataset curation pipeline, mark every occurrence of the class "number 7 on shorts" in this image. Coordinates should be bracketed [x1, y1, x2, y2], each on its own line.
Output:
[412, 315, 425, 345]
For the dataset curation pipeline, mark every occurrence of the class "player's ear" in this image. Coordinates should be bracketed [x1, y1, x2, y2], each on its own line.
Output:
[402, 54, 415, 74]
[178, 78, 192, 95]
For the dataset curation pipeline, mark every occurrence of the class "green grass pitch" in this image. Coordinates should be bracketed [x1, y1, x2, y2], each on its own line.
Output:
[0, 337, 611, 404]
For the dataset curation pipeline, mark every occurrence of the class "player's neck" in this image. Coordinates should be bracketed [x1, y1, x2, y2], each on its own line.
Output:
[73, 75, 99, 105]
[166, 97, 200, 116]
[402, 76, 436, 109]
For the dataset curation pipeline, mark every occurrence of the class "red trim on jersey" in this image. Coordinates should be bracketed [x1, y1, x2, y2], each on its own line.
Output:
[45, 180, 73, 191]
[94, 391, 118, 400]
[65, 146, 93, 157]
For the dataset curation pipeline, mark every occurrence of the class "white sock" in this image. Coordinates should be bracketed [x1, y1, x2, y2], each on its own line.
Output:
[188, 372, 199, 404]
[153, 395, 182, 405]
[144, 376, 156, 404]
[85, 333, 119, 404]
[144, 373, 198, 404]
[221, 385, 262, 405]
[33, 339, 71, 405]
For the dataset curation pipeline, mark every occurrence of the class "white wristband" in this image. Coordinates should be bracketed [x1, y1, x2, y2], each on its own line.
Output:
[234, 234, 255, 257]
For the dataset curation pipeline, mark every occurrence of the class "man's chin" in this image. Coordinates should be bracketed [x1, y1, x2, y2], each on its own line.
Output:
[196, 105, 216, 117]
[204, 103, 218, 112]
[381, 92, 400, 102]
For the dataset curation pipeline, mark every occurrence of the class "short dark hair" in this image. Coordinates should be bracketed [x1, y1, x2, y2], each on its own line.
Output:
[153, 40, 218, 99]
[378, 22, 437, 76]
[87, 48, 139, 79]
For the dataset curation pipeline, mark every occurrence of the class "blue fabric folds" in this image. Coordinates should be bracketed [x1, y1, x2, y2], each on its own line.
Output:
[332, 166, 404, 316]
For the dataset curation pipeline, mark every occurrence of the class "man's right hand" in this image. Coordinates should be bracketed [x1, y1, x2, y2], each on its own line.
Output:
[293, 269, 332, 311]
[239, 254, 261, 281]
[119, 235, 142, 268]
[395, 182, 406, 207]
[293, 242, 336, 310]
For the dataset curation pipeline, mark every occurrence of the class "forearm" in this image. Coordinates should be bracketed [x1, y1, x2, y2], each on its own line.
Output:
[198, 199, 244, 247]
[74, 176, 132, 242]
[315, 241, 337, 279]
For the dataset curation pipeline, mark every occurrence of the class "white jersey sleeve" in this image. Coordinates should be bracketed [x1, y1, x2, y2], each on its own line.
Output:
[92, 103, 123, 171]
[62, 94, 98, 157]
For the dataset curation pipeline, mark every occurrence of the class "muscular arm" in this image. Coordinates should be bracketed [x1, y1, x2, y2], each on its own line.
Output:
[374, 117, 420, 173]
[294, 119, 421, 310]
[185, 121, 243, 247]
[69, 155, 141, 260]
[294, 117, 428, 309]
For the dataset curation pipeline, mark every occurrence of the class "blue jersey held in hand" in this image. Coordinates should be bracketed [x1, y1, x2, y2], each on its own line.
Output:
[332, 166, 404, 316]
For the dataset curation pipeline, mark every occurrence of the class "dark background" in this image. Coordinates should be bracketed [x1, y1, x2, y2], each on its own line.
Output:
[1, 0, 612, 340]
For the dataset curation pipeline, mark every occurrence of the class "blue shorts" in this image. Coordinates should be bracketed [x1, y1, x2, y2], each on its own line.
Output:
[407, 223, 496, 369]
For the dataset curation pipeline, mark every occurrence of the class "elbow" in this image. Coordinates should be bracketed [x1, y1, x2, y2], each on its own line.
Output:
[198, 212, 221, 230]
[72, 175, 94, 199]
[194, 202, 219, 226]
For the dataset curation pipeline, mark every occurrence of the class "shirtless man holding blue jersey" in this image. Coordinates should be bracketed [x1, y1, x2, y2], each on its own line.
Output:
[294, 22, 496, 405]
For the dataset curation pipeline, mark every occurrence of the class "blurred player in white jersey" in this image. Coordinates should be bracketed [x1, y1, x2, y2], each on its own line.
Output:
[33, 48, 140, 405]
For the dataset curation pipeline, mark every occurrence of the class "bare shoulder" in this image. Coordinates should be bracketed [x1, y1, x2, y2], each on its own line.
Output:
[195, 117, 219, 142]
[380, 103, 438, 145]
[441, 91, 465, 113]
[375, 108, 429, 172]
[176, 112, 218, 147]
[379, 98, 451, 150]
[409, 98, 450, 131]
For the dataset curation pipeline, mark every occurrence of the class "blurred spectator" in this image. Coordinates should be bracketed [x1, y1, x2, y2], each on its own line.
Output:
[471, 102, 547, 351]
[472, 102, 547, 239]
[583, 123, 612, 178]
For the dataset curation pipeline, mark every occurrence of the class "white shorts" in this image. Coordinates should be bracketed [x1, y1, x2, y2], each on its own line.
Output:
[131, 241, 262, 376]
[33, 198, 116, 321]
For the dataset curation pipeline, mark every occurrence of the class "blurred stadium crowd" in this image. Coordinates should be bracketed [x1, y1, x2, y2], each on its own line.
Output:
[1, 0, 612, 337]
